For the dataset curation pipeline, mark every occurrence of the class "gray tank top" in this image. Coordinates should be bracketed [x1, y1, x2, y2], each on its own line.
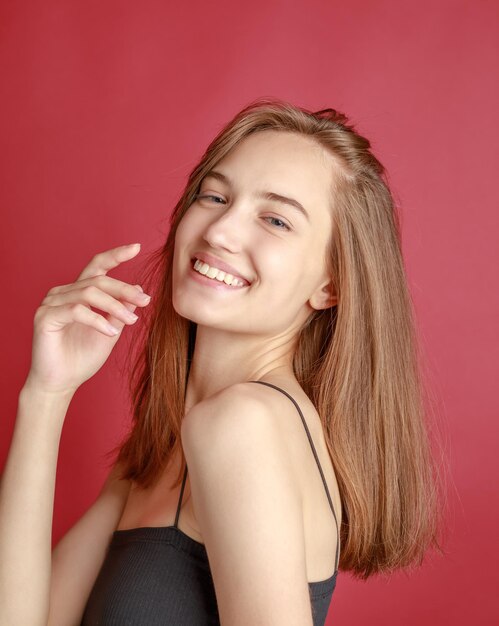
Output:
[81, 380, 340, 625]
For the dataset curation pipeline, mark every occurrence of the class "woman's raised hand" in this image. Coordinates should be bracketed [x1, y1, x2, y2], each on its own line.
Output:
[23, 242, 151, 396]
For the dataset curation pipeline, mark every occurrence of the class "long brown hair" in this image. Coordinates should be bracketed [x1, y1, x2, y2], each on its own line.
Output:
[109, 97, 447, 579]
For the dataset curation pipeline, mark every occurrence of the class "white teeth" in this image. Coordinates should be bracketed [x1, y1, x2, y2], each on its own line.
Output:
[206, 265, 222, 280]
[199, 263, 209, 275]
[193, 259, 245, 287]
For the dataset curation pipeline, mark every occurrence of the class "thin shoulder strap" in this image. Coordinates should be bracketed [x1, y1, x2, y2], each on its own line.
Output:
[174, 465, 188, 528]
[248, 380, 340, 573]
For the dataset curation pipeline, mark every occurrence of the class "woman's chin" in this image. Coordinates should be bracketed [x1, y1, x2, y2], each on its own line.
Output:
[172, 295, 223, 324]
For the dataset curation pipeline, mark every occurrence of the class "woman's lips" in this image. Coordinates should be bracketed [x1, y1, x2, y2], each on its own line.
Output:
[189, 260, 249, 291]
[191, 252, 251, 285]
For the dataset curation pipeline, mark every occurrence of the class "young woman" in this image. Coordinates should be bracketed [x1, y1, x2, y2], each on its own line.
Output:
[0, 99, 445, 626]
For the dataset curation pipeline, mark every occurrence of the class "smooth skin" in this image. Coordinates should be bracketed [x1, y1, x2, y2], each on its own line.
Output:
[1, 129, 342, 626]
[0, 243, 150, 626]
[171, 130, 340, 625]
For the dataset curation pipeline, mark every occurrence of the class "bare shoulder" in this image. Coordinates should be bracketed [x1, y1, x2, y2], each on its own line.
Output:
[180, 382, 314, 624]
[183, 379, 306, 424]
[181, 381, 291, 460]
[181, 380, 305, 461]
[181, 379, 321, 482]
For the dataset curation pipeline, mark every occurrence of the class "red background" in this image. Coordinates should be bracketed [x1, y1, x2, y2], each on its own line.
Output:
[1, 1, 497, 623]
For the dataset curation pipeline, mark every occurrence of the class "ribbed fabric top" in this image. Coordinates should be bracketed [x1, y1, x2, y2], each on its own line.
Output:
[81, 381, 339, 625]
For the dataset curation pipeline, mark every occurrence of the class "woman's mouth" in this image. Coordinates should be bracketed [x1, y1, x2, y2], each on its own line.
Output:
[189, 258, 250, 291]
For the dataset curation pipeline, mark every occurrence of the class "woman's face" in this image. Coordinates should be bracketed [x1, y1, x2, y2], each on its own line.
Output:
[172, 130, 337, 336]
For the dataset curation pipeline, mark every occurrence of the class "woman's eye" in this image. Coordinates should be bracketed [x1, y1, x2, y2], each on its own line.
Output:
[196, 194, 225, 204]
[195, 194, 291, 231]
[263, 217, 291, 231]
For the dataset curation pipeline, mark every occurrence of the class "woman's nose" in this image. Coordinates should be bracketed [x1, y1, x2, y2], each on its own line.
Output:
[202, 204, 246, 251]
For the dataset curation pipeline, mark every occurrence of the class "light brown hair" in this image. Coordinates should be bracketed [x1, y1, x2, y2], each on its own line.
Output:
[109, 97, 447, 579]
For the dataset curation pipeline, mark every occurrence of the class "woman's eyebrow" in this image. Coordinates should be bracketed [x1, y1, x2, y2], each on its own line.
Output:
[203, 170, 310, 222]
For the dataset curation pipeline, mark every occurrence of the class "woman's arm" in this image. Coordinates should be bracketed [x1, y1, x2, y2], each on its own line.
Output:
[0, 243, 147, 625]
[0, 384, 73, 626]
[47, 454, 131, 626]
[0, 383, 132, 626]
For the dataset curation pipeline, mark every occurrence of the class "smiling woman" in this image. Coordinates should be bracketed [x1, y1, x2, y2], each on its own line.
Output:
[96, 99, 443, 624]
[191, 258, 248, 289]
[170, 128, 340, 354]
[1, 97, 445, 626]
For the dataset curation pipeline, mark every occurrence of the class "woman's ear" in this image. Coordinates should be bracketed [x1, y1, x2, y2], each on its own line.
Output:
[309, 278, 338, 311]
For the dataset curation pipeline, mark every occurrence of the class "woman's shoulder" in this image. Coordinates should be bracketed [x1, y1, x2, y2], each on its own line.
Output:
[182, 377, 325, 487]
[182, 378, 342, 580]
[184, 377, 313, 437]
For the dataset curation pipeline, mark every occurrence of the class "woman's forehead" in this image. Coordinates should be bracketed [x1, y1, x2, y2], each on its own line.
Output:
[209, 131, 336, 218]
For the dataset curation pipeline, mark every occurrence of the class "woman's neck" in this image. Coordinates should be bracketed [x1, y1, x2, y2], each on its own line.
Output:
[183, 325, 296, 411]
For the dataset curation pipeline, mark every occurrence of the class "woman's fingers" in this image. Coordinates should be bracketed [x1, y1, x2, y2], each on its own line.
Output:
[36, 242, 152, 338]
[35, 301, 123, 337]
[76, 243, 142, 283]
[43, 276, 150, 310]
[25, 243, 150, 395]
[42, 285, 143, 328]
